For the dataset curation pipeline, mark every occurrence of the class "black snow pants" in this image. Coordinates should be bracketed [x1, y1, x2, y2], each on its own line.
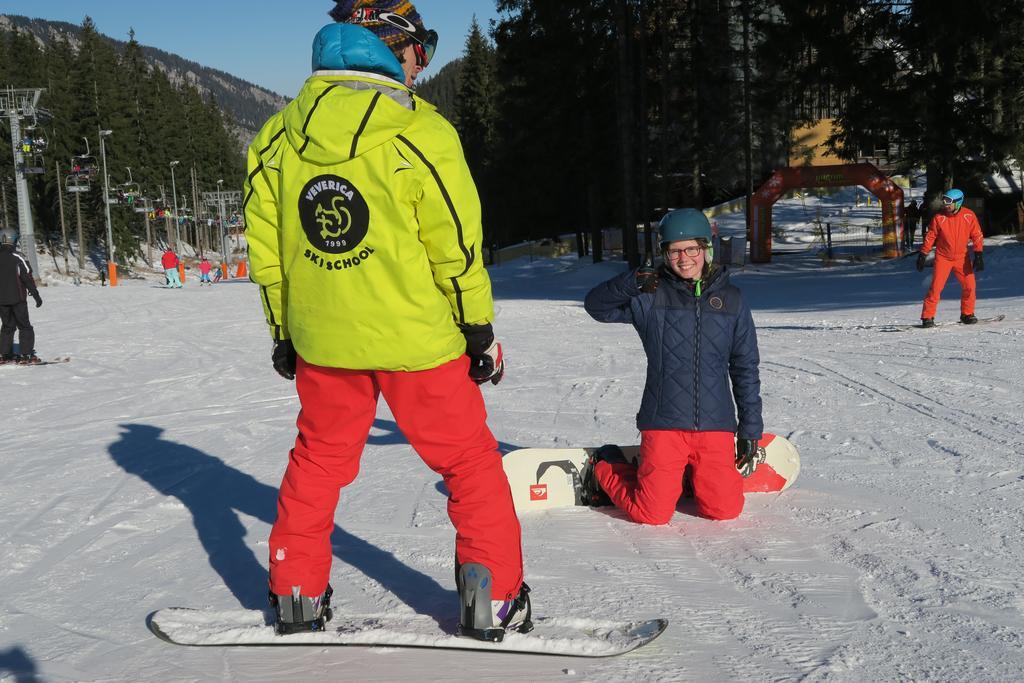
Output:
[0, 302, 34, 356]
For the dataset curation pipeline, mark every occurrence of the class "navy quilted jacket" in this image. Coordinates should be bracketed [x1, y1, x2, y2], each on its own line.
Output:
[584, 265, 763, 439]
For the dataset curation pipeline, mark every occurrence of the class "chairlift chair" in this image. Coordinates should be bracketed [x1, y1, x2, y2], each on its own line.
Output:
[65, 174, 91, 193]
[70, 138, 99, 181]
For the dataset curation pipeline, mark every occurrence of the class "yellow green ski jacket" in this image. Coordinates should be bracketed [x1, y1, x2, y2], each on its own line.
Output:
[245, 72, 493, 371]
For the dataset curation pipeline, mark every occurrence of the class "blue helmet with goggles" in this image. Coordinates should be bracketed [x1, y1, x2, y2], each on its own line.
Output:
[942, 188, 964, 213]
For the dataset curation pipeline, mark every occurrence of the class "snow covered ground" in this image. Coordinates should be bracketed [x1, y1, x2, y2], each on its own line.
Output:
[1, 190, 1022, 681]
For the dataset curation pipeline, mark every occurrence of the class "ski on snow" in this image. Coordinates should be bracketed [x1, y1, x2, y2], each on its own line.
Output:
[0, 356, 70, 366]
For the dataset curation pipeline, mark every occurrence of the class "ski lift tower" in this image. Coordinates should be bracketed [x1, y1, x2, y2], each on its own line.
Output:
[203, 184, 242, 263]
[1, 87, 46, 275]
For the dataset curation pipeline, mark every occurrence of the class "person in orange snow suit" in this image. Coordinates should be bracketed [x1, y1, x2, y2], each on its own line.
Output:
[916, 189, 984, 327]
[244, 0, 529, 642]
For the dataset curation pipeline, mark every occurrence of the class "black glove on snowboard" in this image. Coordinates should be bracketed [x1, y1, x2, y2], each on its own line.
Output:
[735, 438, 759, 478]
[973, 252, 984, 272]
[636, 264, 659, 294]
[460, 323, 504, 385]
[915, 252, 927, 272]
[32, 293, 42, 308]
[272, 339, 297, 381]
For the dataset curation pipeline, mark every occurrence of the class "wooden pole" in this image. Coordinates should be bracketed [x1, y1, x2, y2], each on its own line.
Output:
[56, 161, 69, 276]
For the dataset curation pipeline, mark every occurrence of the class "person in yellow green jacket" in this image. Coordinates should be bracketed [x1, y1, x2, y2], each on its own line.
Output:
[245, 0, 529, 642]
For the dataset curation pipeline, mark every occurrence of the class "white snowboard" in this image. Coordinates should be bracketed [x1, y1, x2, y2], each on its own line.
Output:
[148, 608, 667, 657]
[502, 433, 801, 514]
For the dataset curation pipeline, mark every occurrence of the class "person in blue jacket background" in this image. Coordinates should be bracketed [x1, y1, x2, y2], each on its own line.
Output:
[582, 208, 763, 524]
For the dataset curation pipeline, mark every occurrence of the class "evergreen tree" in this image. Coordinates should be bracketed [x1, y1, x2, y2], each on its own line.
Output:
[769, 0, 1024, 208]
[417, 59, 464, 120]
[0, 16, 245, 267]
[455, 18, 499, 175]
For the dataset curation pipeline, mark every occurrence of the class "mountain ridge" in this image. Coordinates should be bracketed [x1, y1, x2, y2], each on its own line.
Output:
[0, 13, 288, 146]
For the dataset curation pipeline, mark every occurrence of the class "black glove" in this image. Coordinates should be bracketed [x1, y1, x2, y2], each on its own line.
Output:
[32, 293, 42, 308]
[973, 252, 984, 272]
[735, 438, 759, 478]
[636, 265, 659, 293]
[460, 323, 504, 385]
[272, 339, 297, 380]
[915, 252, 927, 272]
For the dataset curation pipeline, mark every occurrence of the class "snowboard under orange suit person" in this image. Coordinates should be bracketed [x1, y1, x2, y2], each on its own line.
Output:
[916, 188, 984, 327]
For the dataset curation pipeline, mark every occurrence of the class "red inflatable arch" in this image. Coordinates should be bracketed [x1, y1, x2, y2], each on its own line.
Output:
[747, 162, 905, 263]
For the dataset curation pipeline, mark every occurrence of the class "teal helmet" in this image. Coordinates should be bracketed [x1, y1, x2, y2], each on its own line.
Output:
[658, 208, 712, 246]
[942, 188, 964, 213]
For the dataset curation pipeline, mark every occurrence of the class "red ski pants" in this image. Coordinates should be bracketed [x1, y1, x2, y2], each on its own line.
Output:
[268, 355, 523, 600]
[595, 430, 743, 525]
[922, 255, 976, 319]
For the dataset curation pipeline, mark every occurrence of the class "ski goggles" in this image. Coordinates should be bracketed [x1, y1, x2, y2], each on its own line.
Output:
[350, 8, 438, 67]
[942, 196, 954, 205]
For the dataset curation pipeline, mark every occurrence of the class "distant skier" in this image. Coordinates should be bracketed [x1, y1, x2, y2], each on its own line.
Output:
[198, 257, 213, 285]
[903, 199, 920, 250]
[245, 0, 529, 641]
[581, 209, 763, 525]
[916, 188, 984, 327]
[161, 248, 182, 288]
[0, 230, 43, 364]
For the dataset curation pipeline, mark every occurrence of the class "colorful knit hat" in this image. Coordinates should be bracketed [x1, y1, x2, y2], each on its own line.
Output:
[329, 0, 426, 54]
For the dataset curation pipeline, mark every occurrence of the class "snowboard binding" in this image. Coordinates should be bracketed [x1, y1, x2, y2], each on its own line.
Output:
[456, 563, 533, 643]
[269, 584, 333, 635]
[579, 445, 623, 507]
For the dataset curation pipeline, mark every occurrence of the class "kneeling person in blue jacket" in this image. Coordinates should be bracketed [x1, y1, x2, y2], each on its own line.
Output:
[582, 209, 763, 524]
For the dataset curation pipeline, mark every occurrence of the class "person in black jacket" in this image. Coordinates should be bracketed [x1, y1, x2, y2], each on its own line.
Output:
[0, 231, 42, 364]
[581, 209, 763, 524]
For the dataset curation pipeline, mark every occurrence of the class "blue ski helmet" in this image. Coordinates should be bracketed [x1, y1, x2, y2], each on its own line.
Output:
[942, 188, 964, 213]
[658, 209, 712, 246]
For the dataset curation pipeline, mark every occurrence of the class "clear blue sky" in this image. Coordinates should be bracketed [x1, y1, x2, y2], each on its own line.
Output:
[2, 1, 502, 96]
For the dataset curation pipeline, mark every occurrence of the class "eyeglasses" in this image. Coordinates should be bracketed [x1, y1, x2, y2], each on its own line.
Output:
[350, 8, 438, 68]
[665, 246, 705, 259]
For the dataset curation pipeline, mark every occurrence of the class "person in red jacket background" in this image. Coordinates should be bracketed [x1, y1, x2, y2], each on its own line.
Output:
[916, 188, 984, 327]
[161, 248, 182, 288]
[198, 257, 213, 286]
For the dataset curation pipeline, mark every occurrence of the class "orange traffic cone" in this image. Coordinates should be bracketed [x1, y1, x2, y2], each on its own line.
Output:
[235, 260, 248, 278]
[220, 262, 229, 281]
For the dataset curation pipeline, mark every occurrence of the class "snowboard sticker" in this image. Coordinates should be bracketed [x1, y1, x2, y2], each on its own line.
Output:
[503, 433, 801, 514]
[148, 608, 667, 657]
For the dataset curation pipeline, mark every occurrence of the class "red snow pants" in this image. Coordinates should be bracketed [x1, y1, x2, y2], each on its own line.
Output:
[921, 254, 976, 319]
[595, 430, 743, 525]
[268, 355, 523, 600]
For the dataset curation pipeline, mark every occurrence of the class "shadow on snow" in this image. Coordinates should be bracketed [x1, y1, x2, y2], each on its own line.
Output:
[108, 422, 457, 626]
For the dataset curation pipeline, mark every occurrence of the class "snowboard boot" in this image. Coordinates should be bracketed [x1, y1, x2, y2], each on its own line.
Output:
[960, 313, 978, 325]
[269, 584, 333, 635]
[0, 353, 14, 365]
[579, 445, 624, 507]
[17, 353, 40, 364]
[921, 318, 935, 328]
[456, 563, 533, 642]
